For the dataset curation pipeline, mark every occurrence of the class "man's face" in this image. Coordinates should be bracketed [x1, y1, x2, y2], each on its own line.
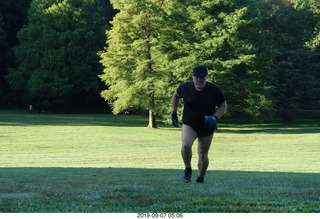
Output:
[192, 76, 208, 91]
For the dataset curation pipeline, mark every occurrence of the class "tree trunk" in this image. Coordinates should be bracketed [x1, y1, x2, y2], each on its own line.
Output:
[147, 109, 157, 129]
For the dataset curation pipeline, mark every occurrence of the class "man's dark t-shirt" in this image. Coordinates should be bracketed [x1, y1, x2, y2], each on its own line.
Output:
[176, 81, 225, 134]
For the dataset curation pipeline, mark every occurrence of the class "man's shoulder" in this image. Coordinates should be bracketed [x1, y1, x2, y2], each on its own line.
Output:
[177, 80, 193, 97]
[178, 80, 193, 89]
[182, 80, 193, 85]
[206, 81, 221, 90]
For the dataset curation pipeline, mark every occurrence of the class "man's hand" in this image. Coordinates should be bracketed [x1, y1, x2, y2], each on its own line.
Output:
[171, 111, 179, 127]
[205, 115, 218, 126]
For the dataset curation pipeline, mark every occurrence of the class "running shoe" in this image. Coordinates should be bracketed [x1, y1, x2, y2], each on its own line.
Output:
[196, 176, 204, 183]
[182, 167, 192, 183]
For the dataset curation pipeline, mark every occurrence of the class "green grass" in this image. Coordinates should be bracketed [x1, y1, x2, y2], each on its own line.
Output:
[0, 111, 319, 212]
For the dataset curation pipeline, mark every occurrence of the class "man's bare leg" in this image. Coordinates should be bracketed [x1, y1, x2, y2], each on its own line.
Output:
[181, 125, 197, 182]
[181, 124, 197, 167]
[197, 134, 213, 182]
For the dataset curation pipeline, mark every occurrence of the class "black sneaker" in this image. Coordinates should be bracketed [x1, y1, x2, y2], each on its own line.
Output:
[182, 167, 192, 183]
[196, 176, 204, 183]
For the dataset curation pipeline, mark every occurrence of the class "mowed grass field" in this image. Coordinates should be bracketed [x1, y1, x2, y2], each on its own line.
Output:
[0, 110, 319, 213]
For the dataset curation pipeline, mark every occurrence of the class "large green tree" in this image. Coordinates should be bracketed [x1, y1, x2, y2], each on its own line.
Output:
[273, 49, 320, 122]
[6, 0, 111, 112]
[267, 0, 320, 120]
[181, 0, 274, 118]
[99, 0, 189, 128]
[259, 0, 314, 50]
[294, 0, 320, 49]
[100, 0, 278, 126]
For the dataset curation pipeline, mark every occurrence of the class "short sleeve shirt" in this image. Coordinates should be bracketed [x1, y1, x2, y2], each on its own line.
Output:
[176, 81, 225, 127]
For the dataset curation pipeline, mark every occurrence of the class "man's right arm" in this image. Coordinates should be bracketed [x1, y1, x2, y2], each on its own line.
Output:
[171, 90, 180, 112]
[171, 90, 180, 127]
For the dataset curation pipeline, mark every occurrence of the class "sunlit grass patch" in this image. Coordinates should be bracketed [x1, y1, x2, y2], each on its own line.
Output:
[0, 111, 319, 212]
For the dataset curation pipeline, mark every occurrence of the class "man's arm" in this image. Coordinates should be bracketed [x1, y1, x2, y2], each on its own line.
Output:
[171, 90, 180, 127]
[214, 101, 227, 119]
[171, 90, 180, 112]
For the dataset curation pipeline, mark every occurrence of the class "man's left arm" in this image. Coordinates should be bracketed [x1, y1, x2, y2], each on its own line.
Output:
[214, 101, 227, 120]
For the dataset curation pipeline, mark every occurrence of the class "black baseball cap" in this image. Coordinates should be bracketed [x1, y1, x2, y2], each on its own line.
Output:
[192, 65, 208, 77]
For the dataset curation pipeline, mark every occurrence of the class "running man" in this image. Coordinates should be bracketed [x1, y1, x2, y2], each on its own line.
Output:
[171, 65, 227, 183]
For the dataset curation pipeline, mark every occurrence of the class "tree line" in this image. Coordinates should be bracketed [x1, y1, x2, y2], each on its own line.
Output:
[0, 0, 319, 126]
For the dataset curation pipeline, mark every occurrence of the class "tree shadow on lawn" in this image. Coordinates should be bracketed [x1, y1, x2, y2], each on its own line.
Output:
[218, 122, 320, 134]
[0, 113, 149, 127]
[0, 167, 319, 213]
[1, 112, 319, 135]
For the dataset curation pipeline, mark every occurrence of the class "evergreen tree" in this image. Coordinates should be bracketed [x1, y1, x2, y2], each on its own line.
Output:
[294, 0, 320, 49]
[269, 0, 320, 120]
[273, 49, 320, 122]
[183, 0, 274, 118]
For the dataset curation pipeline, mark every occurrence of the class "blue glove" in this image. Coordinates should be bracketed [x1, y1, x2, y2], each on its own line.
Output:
[205, 115, 218, 126]
[171, 111, 178, 127]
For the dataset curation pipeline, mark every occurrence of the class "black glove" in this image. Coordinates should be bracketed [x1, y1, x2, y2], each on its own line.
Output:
[171, 111, 178, 127]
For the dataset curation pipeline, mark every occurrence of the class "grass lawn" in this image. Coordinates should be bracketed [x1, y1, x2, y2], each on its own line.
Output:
[0, 110, 319, 212]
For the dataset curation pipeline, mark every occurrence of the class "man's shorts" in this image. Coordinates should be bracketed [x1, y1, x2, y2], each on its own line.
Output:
[183, 121, 215, 136]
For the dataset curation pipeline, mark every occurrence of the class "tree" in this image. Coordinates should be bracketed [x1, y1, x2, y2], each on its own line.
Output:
[100, 0, 281, 126]
[6, 0, 111, 112]
[265, 0, 320, 121]
[0, 0, 32, 108]
[273, 49, 320, 122]
[179, 0, 274, 119]
[258, 0, 314, 50]
[99, 0, 188, 128]
[294, 0, 320, 49]
[0, 15, 9, 107]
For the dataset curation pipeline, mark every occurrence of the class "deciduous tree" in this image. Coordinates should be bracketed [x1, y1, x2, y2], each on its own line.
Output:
[99, 0, 188, 128]
[7, 0, 111, 112]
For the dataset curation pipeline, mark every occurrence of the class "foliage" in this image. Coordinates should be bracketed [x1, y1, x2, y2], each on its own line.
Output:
[0, 0, 31, 47]
[184, 0, 274, 118]
[0, 0, 32, 108]
[6, 0, 111, 112]
[0, 16, 9, 107]
[1, 0, 320, 119]
[100, 0, 276, 123]
[259, 0, 320, 121]
[0, 15, 8, 76]
[259, 0, 314, 50]
[99, 0, 189, 127]
[273, 49, 320, 122]
[294, 0, 320, 49]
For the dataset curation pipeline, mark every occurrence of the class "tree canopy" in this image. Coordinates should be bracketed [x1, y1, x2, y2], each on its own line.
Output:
[100, 0, 275, 126]
[1, 0, 319, 123]
[99, 0, 191, 127]
[6, 0, 112, 112]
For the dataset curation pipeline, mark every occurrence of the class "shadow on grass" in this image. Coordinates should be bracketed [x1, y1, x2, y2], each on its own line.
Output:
[218, 123, 320, 134]
[1, 111, 319, 135]
[0, 112, 149, 127]
[0, 167, 319, 213]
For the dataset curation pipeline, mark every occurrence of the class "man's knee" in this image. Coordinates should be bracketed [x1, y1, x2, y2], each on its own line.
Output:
[181, 143, 192, 152]
[198, 151, 208, 161]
